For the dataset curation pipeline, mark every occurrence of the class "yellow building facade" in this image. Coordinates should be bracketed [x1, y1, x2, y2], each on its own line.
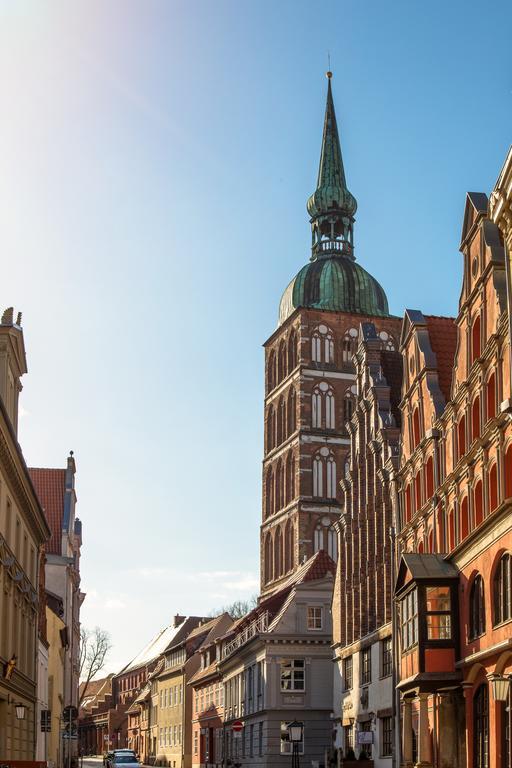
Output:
[0, 309, 51, 760]
[46, 601, 66, 768]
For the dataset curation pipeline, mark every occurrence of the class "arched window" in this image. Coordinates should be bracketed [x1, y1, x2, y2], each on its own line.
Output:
[314, 523, 323, 553]
[414, 471, 422, 513]
[437, 505, 445, 552]
[287, 522, 294, 571]
[267, 350, 276, 392]
[428, 528, 433, 553]
[425, 457, 434, 499]
[277, 397, 285, 445]
[472, 396, 481, 442]
[474, 480, 483, 527]
[342, 328, 358, 364]
[276, 460, 284, 510]
[486, 373, 496, 421]
[312, 386, 322, 428]
[286, 452, 295, 504]
[412, 408, 421, 448]
[313, 454, 323, 497]
[460, 497, 469, 541]
[473, 684, 489, 768]
[311, 325, 334, 364]
[457, 415, 466, 460]
[505, 445, 512, 499]
[278, 341, 287, 383]
[494, 553, 512, 625]
[264, 533, 273, 584]
[469, 574, 485, 639]
[284, 521, 292, 573]
[488, 463, 498, 512]
[311, 331, 322, 363]
[328, 526, 338, 561]
[326, 454, 337, 498]
[288, 331, 297, 371]
[325, 387, 335, 429]
[287, 388, 296, 434]
[266, 406, 274, 452]
[265, 467, 274, 518]
[471, 315, 481, 364]
[274, 527, 283, 579]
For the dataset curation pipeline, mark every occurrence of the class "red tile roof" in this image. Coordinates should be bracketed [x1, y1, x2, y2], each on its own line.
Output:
[29, 468, 66, 555]
[425, 316, 457, 402]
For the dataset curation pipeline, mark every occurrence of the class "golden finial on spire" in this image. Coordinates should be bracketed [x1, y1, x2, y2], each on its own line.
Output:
[326, 70, 332, 79]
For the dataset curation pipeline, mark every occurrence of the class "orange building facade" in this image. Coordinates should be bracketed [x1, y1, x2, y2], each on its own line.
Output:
[396, 154, 512, 768]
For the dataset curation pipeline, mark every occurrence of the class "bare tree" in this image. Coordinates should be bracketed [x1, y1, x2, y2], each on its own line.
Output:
[79, 626, 112, 706]
[209, 595, 258, 619]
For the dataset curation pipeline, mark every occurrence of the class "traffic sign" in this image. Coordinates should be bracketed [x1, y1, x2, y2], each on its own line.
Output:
[232, 720, 244, 732]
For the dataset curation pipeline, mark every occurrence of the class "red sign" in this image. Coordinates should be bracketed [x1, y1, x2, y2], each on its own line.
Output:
[232, 720, 244, 732]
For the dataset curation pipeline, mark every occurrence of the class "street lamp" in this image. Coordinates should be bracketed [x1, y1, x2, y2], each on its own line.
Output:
[287, 721, 303, 768]
[491, 675, 511, 701]
[15, 703, 26, 720]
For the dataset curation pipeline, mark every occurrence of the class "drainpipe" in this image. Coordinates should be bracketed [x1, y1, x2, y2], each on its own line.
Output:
[389, 466, 402, 768]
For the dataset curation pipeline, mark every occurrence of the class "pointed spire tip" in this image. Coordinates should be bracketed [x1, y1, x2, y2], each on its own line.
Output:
[326, 70, 332, 79]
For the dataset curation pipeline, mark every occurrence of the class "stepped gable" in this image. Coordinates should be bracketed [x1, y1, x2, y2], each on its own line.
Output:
[424, 315, 457, 401]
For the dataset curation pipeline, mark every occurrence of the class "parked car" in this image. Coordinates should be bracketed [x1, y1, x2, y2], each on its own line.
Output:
[111, 753, 140, 768]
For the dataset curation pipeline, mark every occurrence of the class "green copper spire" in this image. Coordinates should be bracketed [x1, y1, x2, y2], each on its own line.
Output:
[307, 73, 357, 261]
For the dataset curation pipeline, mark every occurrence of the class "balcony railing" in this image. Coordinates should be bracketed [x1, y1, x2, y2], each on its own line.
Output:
[222, 612, 269, 659]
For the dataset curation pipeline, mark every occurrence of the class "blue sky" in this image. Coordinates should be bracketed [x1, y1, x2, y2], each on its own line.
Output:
[1, 0, 511, 673]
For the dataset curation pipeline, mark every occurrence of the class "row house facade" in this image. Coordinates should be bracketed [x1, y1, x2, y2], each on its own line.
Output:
[218, 551, 336, 768]
[333, 320, 402, 766]
[0, 308, 52, 762]
[395, 159, 512, 768]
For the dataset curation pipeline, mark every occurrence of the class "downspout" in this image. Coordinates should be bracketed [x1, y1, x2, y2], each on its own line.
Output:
[390, 467, 402, 768]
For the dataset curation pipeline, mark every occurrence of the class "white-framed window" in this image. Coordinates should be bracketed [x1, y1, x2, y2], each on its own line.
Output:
[311, 325, 334, 364]
[307, 606, 323, 630]
[280, 659, 305, 691]
[342, 328, 358, 363]
[280, 721, 304, 754]
[325, 388, 335, 428]
[159, 728, 163, 747]
[312, 331, 322, 362]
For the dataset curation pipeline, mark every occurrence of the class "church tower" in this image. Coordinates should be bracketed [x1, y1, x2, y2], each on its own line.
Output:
[261, 74, 398, 595]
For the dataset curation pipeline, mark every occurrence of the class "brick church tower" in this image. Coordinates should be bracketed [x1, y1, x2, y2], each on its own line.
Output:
[261, 74, 399, 595]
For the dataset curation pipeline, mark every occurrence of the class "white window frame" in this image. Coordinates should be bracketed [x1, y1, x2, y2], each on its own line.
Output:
[307, 606, 323, 630]
[280, 658, 305, 692]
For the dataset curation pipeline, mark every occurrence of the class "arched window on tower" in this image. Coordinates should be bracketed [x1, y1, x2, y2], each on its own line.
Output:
[278, 341, 287, 383]
[276, 459, 284, 511]
[266, 406, 274, 452]
[342, 328, 358, 365]
[325, 387, 335, 429]
[286, 452, 295, 504]
[313, 454, 323, 497]
[312, 386, 322, 429]
[265, 467, 274, 518]
[326, 453, 337, 498]
[288, 331, 298, 371]
[328, 525, 338, 561]
[286, 521, 294, 571]
[343, 387, 357, 430]
[314, 523, 323, 553]
[264, 533, 273, 584]
[287, 388, 296, 434]
[311, 325, 334, 364]
[311, 330, 322, 363]
[274, 527, 283, 579]
[267, 350, 276, 393]
[277, 397, 285, 445]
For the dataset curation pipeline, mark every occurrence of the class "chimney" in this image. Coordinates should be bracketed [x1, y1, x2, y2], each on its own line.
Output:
[173, 614, 185, 628]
